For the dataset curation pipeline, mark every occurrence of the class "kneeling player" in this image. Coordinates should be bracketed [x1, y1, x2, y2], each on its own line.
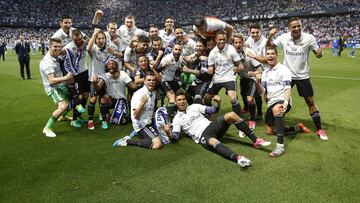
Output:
[182, 38, 212, 103]
[170, 90, 271, 167]
[93, 58, 137, 129]
[256, 47, 310, 157]
[113, 72, 176, 149]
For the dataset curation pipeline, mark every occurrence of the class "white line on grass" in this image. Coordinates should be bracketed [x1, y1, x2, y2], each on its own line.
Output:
[312, 75, 360, 81]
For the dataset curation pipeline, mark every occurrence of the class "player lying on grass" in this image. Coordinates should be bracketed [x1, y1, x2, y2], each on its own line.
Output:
[169, 90, 271, 167]
[92, 58, 137, 129]
[40, 38, 73, 137]
[256, 46, 311, 157]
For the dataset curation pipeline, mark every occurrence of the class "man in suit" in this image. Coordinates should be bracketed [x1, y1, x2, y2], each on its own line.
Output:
[0, 39, 6, 61]
[15, 34, 31, 80]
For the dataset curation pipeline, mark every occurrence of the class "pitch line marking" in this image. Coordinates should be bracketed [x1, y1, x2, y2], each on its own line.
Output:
[312, 75, 360, 81]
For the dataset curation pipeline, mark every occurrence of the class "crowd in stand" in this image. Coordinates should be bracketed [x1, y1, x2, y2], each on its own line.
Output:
[1, 14, 358, 48]
[1, 0, 359, 28]
[233, 14, 360, 44]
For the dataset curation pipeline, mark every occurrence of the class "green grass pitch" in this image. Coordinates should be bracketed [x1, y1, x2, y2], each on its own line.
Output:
[0, 49, 359, 202]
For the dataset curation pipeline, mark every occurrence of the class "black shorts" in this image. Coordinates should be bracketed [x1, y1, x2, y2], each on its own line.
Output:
[161, 80, 181, 93]
[90, 82, 106, 97]
[108, 97, 127, 109]
[187, 82, 210, 97]
[199, 115, 230, 149]
[138, 125, 160, 140]
[206, 81, 236, 95]
[240, 78, 259, 97]
[74, 70, 90, 93]
[265, 101, 292, 126]
[291, 79, 314, 97]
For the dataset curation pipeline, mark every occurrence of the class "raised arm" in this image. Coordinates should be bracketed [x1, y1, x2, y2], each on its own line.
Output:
[225, 23, 234, 43]
[266, 28, 278, 48]
[92, 10, 103, 26]
[87, 28, 101, 54]
[133, 95, 148, 119]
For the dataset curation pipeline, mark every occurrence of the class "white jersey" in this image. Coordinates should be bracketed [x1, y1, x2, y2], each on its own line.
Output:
[182, 38, 196, 56]
[159, 29, 175, 47]
[245, 35, 267, 57]
[172, 104, 211, 143]
[99, 71, 131, 99]
[104, 32, 120, 51]
[160, 53, 183, 81]
[116, 25, 149, 51]
[273, 32, 319, 80]
[88, 45, 112, 82]
[237, 49, 261, 80]
[39, 52, 66, 94]
[123, 46, 137, 68]
[63, 41, 88, 73]
[131, 86, 157, 132]
[208, 44, 240, 83]
[104, 32, 123, 70]
[261, 63, 292, 107]
[51, 27, 84, 48]
[193, 17, 226, 35]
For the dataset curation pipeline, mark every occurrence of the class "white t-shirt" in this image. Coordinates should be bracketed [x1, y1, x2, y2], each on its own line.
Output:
[131, 86, 157, 132]
[105, 31, 120, 51]
[193, 17, 226, 35]
[160, 53, 183, 81]
[51, 27, 85, 48]
[159, 29, 175, 48]
[104, 32, 123, 70]
[63, 41, 88, 73]
[123, 46, 137, 68]
[39, 52, 66, 94]
[182, 38, 196, 56]
[88, 45, 112, 82]
[245, 35, 267, 57]
[99, 71, 132, 99]
[261, 63, 292, 107]
[208, 44, 240, 83]
[172, 104, 211, 143]
[273, 32, 319, 80]
[116, 25, 149, 51]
